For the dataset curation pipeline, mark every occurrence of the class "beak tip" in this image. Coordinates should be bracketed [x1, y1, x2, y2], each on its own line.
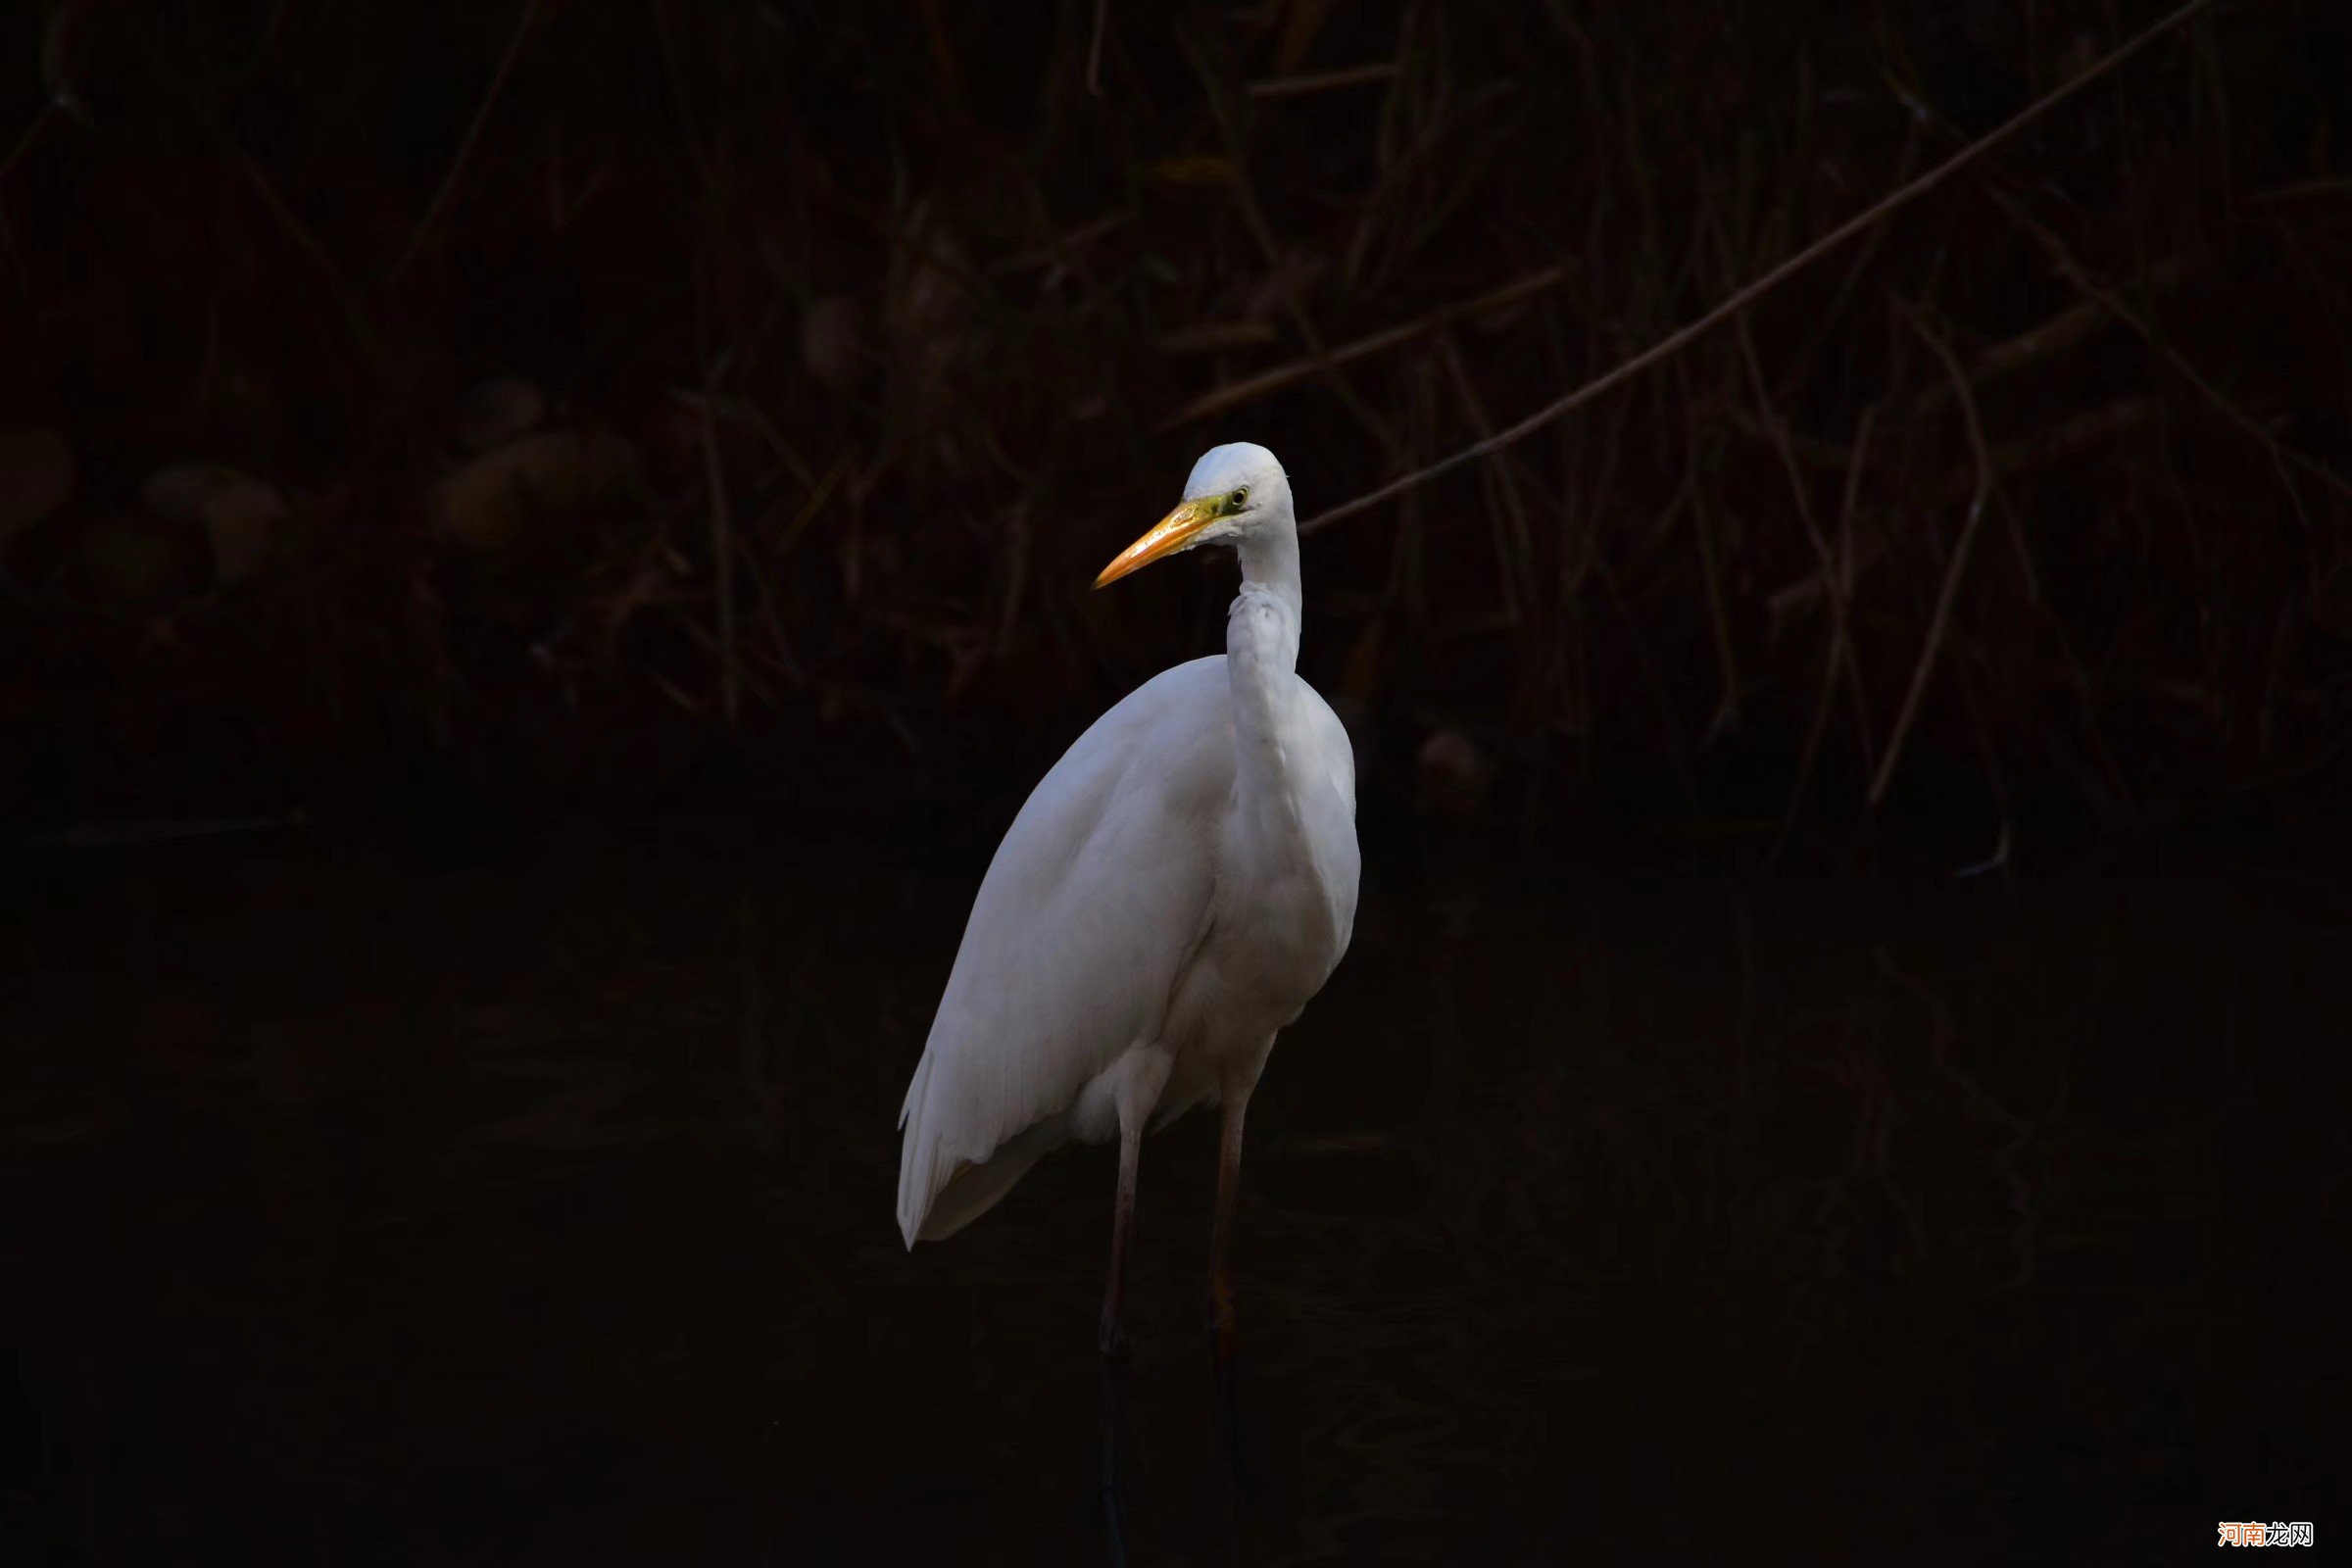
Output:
[1095, 498, 1210, 591]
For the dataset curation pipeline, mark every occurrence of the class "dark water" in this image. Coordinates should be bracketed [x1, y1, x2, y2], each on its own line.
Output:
[2, 828, 2339, 1563]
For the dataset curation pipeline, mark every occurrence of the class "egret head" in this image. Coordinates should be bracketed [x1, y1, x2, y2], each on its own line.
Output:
[1095, 442, 1292, 588]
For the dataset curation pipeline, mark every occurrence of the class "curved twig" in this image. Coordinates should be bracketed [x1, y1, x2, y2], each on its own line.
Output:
[1872, 308, 1994, 808]
[1300, 0, 2227, 536]
[389, 0, 551, 282]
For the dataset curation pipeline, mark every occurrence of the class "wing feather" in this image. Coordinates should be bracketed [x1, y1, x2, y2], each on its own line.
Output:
[896, 657, 1232, 1246]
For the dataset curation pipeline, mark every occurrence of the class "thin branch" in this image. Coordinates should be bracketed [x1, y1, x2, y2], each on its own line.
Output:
[1165, 265, 1567, 426]
[1179, 22, 1394, 448]
[105, 24, 378, 364]
[1436, 333, 1535, 629]
[1679, 363, 1741, 743]
[1737, 317, 1846, 666]
[1989, 188, 2352, 513]
[1770, 403, 1879, 865]
[1301, 0, 2227, 535]
[1741, 310, 1875, 822]
[1914, 257, 2190, 412]
[1247, 64, 1400, 101]
[1087, 0, 1109, 97]
[1872, 309, 1996, 808]
[390, 0, 551, 281]
[701, 377, 741, 729]
[1766, 393, 2157, 623]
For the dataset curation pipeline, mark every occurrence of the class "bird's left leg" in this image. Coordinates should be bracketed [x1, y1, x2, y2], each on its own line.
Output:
[1100, 1114, 1140, 1566]
[1100, 1050, 1168, 1566]
[1209, 1074, 1255, 1495]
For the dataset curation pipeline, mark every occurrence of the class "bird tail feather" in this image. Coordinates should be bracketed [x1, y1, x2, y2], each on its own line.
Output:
[909, 1118, 1063, 1245]
[897, 1048, 1064, 1248]
[896, 1051, 944, 1248]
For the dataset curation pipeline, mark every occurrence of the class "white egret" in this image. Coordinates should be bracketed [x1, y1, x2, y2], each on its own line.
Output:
[896, 442, 1359, 1535]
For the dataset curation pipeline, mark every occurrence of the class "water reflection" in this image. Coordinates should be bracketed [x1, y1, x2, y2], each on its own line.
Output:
[2, 833, 2336, 1561]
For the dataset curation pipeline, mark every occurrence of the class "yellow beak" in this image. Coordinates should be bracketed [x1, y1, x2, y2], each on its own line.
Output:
[1094, 497, 1221, 589]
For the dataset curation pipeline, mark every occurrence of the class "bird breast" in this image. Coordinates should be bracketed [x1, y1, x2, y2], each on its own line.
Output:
[1200, 691, 1358, 1029]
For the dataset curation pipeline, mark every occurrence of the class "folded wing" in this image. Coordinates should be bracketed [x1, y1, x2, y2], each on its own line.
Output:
[896, 657, 1234, 1246]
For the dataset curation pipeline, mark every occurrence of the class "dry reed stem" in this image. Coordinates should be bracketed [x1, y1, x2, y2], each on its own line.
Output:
[1758, 434, 1856, 833]
[1247, 64, 1401, 101]
[700, 382, 741, 729]
[1990, 187, 2352, 515]
[229, 148, 378, 365]
[1915, 258, 2191, 413]
[1769, 403, 1880, 867]
[1167, 266, 1568, 427]
[1745, 256, 2190, 473]
[6, 0, 2320, 832]
[1180, 23, 1396, 450]
[1871, 309, 1997, 809]
[1301, 0, 2228, 536]
[1436, 333, 1534, 634]
[390, 0, 550, 281]
[1593, 551, 1701, 814]
[1677, 363, 1741, 745]
[1736, 318, 1862, 719]
[1087, 0, 1109, 97]
[1835, 410, 1880, 770]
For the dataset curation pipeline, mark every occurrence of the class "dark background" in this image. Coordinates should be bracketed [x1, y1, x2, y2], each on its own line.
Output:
[2, 0, 2344, 1561]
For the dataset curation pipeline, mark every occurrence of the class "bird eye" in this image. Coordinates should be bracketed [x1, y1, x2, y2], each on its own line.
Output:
[1229, 487, 1250, 508]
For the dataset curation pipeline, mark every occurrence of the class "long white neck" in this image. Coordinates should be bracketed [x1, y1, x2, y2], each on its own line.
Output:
[1225, 513, 1308, 858]
[1235, 521, 1302, 636]
[1232, 521, 1307, 681]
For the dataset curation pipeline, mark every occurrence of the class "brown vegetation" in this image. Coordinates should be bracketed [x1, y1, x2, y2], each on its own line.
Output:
[3, 0, 2347, 847]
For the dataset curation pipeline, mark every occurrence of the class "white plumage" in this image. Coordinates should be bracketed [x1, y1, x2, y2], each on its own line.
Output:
[894, 443, 1360, 1272]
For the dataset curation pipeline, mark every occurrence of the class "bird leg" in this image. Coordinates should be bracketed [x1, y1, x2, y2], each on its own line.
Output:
[1208, 1085, 1252, 1495]
[1100, 1114, 1143, 1567]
